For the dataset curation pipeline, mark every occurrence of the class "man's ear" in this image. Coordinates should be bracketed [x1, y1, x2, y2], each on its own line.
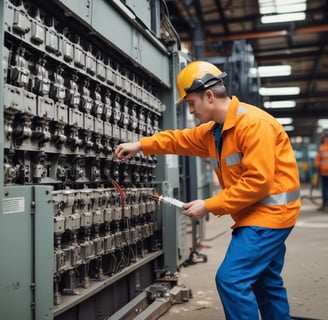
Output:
[205, 89, 215, 102]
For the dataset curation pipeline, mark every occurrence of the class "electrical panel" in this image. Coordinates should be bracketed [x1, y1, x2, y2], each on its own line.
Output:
[0, 0, 189, 319]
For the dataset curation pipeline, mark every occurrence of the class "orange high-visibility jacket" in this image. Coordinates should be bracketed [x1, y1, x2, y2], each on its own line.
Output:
[140, 96, 301, 229]
[314, 139, 328, 176]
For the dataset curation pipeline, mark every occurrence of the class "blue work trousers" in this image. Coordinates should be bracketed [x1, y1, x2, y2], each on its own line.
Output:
[216, 226, 293, 320]
[320, 175, 328, 207]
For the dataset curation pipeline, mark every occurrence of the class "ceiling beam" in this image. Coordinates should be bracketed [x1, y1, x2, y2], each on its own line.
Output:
[268, 109, 328, 118]
[260, 73, 328, 82]
[213, 0, 229, 34]
[210, 24, 328, 42]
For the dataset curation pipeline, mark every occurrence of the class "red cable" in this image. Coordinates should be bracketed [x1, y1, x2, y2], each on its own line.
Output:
[110, 179, 126, 205]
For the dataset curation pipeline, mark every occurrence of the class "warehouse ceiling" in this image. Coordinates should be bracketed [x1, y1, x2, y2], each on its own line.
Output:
[165, 0, 328, 141]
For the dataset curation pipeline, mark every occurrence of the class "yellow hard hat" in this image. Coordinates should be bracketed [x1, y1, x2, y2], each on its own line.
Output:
[175, 61, 227, 105]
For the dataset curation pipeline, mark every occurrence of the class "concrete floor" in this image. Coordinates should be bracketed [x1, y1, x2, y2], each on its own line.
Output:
[159, 186, 328, 320]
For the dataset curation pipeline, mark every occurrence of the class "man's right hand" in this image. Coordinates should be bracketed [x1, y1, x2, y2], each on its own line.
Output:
[114, 142, 142, 162]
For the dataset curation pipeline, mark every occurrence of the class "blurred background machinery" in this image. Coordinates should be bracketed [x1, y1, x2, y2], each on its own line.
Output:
[0, 0, 196, 319]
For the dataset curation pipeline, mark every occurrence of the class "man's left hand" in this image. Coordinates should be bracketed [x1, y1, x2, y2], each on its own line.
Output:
[182, 200, 209, 220]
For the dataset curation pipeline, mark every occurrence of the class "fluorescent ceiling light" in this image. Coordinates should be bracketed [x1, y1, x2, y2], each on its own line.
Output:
[259, 0, 306, 5]
[259, 87, 300, 96]
[277, 117, 293, 125]
[260, 3, 306, 14]
[284, 125, 295, 131]
[317, 119, 328, 129]
[261, 12, 306, 23]
[259, 0, 307, 23]
[264, 100, 296, 108]
[249, 65, 291, 77]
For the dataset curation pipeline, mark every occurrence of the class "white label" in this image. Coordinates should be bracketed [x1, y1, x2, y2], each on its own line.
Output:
[3, 197, 25, 214]
[165, 154, 178, 169]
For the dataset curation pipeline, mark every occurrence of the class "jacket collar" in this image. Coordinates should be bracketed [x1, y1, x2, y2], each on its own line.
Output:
[223, 96, 241, 132]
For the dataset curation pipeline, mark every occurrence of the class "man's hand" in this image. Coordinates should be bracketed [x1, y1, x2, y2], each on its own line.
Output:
[114, 142, 142, 162]
[182, 200, 209, 220]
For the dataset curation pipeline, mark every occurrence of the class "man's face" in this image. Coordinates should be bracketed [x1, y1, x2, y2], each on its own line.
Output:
[185, 91, 214, 123]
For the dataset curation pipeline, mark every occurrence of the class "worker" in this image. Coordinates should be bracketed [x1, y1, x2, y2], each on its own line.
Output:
[114, 61, 301, 320]
[314, 131, 328, 211]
